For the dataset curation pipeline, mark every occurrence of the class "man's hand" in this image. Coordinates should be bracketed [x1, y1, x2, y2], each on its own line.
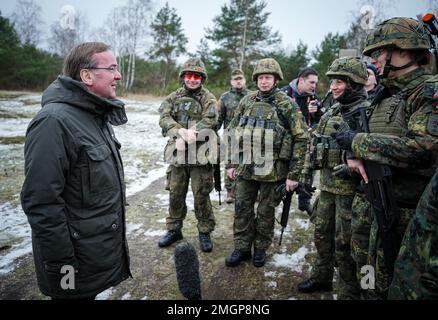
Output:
[347, 159, 368, 183]
[308, 100, 318, 114]
[286, 179, 299, 192]
[227, 168, 236, 181]
[178, 128, 198, 144]
[175, 137, 186, 151]
[186, 129, 198, 144]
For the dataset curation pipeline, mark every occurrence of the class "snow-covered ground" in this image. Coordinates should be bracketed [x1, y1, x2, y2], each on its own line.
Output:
[0, 94, 167, 274]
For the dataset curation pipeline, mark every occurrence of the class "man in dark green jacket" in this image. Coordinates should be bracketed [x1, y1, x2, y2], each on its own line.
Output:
[20, 42, 131, 300]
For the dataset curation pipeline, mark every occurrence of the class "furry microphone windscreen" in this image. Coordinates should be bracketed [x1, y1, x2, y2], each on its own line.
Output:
[174, 242, 202, 300]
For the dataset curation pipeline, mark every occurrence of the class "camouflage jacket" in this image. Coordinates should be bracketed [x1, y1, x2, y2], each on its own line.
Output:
[226, 88, 308, 182]
[351, 67, 438, 206]
[307, 99, 369, 195]
[159, 86, 218, 166]
[218, 87, 250, 130]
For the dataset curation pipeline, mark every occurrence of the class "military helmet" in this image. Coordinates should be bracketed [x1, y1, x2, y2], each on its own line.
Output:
[231, 68, 245, 80]
[326, 57, 368, 85]
[179, 58, 208, 80]
[252, 58, 284, 81]
[363, 17, 431, 56]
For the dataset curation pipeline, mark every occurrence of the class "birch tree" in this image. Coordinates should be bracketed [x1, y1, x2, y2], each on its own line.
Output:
[10, 0, 43, 46]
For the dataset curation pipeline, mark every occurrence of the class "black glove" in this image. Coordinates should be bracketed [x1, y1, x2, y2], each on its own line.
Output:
[331, 124, 357, 151]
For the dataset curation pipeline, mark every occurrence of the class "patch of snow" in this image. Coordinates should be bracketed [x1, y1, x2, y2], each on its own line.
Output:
[267, 281, 277, 289]
[95, 287, 115, 300]
[121, 292, 131, 300]
[0, 119, 29, 137]
[126, 223, 143, 235]
[144, 229, 167, 237]
[294, 218, 310, 231]
[270, 247, 309, 273]
[0, 203, 32, 274]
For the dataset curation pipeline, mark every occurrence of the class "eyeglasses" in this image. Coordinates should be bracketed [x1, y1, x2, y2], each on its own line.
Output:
[184, 73, 202, 81]
[370, 49, 384, 60]
[88, 66, 120, 73]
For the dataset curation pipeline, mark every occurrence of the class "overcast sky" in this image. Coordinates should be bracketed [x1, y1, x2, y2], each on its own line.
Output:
[0, 0, 435, 58]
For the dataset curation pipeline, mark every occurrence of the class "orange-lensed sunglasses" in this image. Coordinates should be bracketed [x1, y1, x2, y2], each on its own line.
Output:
[183, 73, 203, 81]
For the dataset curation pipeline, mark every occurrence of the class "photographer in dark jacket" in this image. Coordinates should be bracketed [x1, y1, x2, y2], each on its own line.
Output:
[281, 67, 322, 215]
[20, 42, 131, 300]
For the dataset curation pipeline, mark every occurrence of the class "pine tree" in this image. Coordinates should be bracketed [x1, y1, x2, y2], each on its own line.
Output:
[206, 0, 281, 71]
[150, 2, 187, 88]
[312, 33, 347, 94]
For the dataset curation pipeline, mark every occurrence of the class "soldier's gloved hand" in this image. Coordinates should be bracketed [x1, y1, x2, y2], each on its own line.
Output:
[331, 125, 357, 151]
[175, 137, 186, 151]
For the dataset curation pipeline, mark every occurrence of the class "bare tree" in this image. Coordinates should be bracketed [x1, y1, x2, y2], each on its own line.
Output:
[344, 0, 391, 54]
[48, 9, 90, 57]
[99, 0, 153, 91]
[428, 0, 438, 15]
[10, 0, 43, 46]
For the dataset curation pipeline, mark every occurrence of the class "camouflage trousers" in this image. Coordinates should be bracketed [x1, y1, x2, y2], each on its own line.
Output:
[165, 165, 215, 234]
[388, 168, 438, 300]
[368, 206, 415, 299]
[311, 191, 360, 299]
[351, 192, 373, 299]
[233, 178, 282, 251]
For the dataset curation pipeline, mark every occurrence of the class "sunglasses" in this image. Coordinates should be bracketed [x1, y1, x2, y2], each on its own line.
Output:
[184, 73, 203, 81]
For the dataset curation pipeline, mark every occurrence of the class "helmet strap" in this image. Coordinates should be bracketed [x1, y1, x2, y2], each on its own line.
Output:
[381, 48, 418, 78]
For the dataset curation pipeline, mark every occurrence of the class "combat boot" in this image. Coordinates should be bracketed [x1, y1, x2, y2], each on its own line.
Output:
[297, 278, 333, 293]
[298, 197, 313, 216]
[225, 249, 252, 267]
[225, 189, 235, 204]
[199, 232, 213, 252]
[158, 229, 183, 248]
[253, 249, 266, 267]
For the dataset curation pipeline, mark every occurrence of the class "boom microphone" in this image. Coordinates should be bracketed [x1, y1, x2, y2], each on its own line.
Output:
[174, 242, 202, 300]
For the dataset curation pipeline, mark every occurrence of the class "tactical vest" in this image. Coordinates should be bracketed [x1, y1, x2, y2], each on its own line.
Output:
[367, 73, 433, 206]
[233, 93, 294, 182]
[236, 97, 291, 160]
[368, 74, 429, 136]
[312, 106, 343, 169]
[172, 95, 204, 128]
[165, 89, 217, 167]
[222, 90, 248, 128]
[368, 94, 408, 136]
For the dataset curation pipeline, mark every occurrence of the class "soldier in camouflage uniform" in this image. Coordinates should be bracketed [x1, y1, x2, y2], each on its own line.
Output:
[334, 17, 437, 299]
[158, 58, 219, 252]
[218, 69, 250, 203]
[297, 57, 368, 299]
[388, 75, 438, 300]
[224, 58, 308, 268]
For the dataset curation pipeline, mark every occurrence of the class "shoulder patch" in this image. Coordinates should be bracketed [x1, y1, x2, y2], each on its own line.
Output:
[427, 113, 438, 136]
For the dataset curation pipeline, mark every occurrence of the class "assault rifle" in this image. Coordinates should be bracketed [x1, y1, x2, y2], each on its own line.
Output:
[276, 182, 316, 245]
[335, 105, 401, 278]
